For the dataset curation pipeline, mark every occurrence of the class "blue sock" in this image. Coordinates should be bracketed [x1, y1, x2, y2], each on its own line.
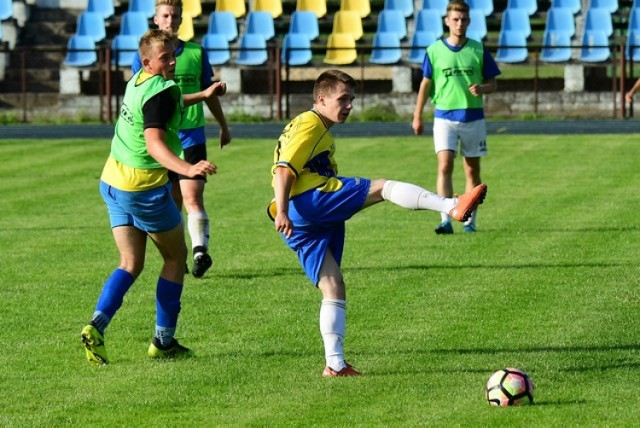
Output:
[91, 268, 135, 332]
[155, 277, 183, 345]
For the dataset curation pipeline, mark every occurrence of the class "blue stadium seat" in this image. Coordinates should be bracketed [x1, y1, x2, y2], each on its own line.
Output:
[407, 30, 437, 63]
[468, 8, 487, 40]
[415, 9, 443, 37]
[128, 0, 155, 18]
[245, 11, 275, 40]
[0, 0, 12, 20]
[466, 0, 494, 16]
[579, 29, 610, 62]
[540, 30, 572, 62]
[506, 0, 537, 15]
[64, 35, 97, 67]
[76, 11, 106, 43]
[111, 34, 140, 67]
[421, 0, 448, 16]
[369, 31, 402, 64]
[495, 30, 528, 63]
[281, 33, 313, 65]
[544, 7, 575, 37]
[119, 11, 149, 38]
[629, 7, 640, 32]
[207, 11, 238, 42]
[550, 0, 581, 14]
[626, 29, 640, 61]
[288, 11, 320, 40]
[589, 0, 618, 13]
[87, 0, 115, 20]
[383, 0, 414, 18]
[500, 8, 531, 38]
[584, 7, 613, 37]
[201, 33, 231, 65]
[377, 9, 407, 40]
[235, 33, 268, 65]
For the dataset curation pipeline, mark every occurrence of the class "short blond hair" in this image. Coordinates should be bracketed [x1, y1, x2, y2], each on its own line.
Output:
[138, 29, 175, 61]
[155, 0, 182, 8]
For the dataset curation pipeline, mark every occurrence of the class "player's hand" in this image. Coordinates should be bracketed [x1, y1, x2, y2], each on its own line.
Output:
[219, 127, 232, 149]
[204, 81, 227, 99]
[468, 83, 482, 97]
[275, 212, 294, 239]
[625, 91, 634, 103]
[186, 160, 217, 178]
[412, 117, 424, 135]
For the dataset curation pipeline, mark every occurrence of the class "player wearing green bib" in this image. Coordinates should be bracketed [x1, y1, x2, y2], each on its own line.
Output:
[412, 0, 500, 235]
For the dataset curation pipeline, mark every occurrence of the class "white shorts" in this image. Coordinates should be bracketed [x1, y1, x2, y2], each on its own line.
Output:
[432, 118, 488, 157]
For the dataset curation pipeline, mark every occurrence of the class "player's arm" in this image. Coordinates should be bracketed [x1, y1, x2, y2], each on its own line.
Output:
[204, 95, 231, 148]
[182, 81, 227, 107]
[469, 78, 497, 97]
[273, 166, 296, 238]
[412, 77, 432, 136]
[626, 78, 640, 103]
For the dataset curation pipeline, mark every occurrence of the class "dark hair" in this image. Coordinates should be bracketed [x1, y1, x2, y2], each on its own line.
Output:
[313, 69, 358, 101]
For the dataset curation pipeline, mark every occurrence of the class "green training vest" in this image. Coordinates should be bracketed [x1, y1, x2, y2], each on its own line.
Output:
[173, 41, 206, 130]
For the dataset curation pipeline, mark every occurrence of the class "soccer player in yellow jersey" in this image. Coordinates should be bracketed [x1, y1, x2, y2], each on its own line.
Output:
[80, 30, 226, 365]
[270, 69, 488, 377]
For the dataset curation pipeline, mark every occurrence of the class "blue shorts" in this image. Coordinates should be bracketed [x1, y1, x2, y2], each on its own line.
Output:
[283, 176, 371, 285]
[100, 180, 182, 233]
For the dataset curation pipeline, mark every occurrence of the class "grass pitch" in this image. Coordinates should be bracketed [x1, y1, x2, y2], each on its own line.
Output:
[1, 133, 639, 425]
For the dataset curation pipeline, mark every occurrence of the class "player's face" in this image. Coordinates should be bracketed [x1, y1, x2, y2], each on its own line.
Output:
[154, 5, 182, 32]
[145, 43, 177, 80]
[445, 10, 470, 37]
[317, 82, 355, 125]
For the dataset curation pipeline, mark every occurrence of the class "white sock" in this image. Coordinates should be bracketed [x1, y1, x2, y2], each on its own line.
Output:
[440, 212, 451, 224]
[382, 180, 456, 214]
[320, 298, 347, 371]
[464, 209, 477, 227]
[187, 211, 209, 251]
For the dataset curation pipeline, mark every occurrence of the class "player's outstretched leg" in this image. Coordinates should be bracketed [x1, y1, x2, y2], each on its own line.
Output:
[449, 184, 487, 223]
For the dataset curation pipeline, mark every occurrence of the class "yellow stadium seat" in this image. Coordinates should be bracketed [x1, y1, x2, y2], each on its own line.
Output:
[254, 0, 283, 18]
[323, 32, 357, 65]
[340, 0, 370, 18]
[332, 10, 363, 41]
[296, 0, 327, 18]
[178, 12, 195, 41]
[216, 0, 247, 18]
[183, 0, 202, 18]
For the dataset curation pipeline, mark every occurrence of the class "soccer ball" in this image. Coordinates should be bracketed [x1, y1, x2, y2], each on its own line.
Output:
[485, 368, 534, 407]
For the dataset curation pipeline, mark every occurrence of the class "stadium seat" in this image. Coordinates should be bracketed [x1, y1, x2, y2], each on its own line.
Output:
[0, 0, 12, 21]
[421, 0, 448, 16]
[550, 0, 581, 14]
[254, 0, 283, 18]
[87, 0, 114, 20]
[583, 7, 613, 37]
[506, 0, 537, 15]
[540, 30, 572, 62]
[288, 11, 320, 40]
[178, 12, 194, 41]
[207, 11, 238, 42]
[500, 8, 531, 38]
[216, 0, 247, 18]
[383, 0, 414, 18]
[377, 9, 407, 40]
[407, 30, 437, 63]
[579, 29, 610, 62]
[235, 33, 268, 65]
[245, 11, 275, 41]
[183, 0, 203, 18]
[323, 32, 357, 65]
[128, 0, 155, 18]
[340, 0, 371, 18]
[415, 9, 443, 38]
[466, 0, 493, 16]
[369, 31, 402, 64]
[332, 10, 363, 41]
[296, 0, 327, 18]
[629, 7, 640, 32]
[281, 33, 313, 65]
[201, 33, 231, 65]
[468, 8, 487, 40]
[625, 29, 640, 61]
[589, 0, 618, 13]
[75, 11, 106, 43]
[544, 7, 575, 37]
[111, 34, 140, 67]
[64, 35, 97, 67]
[119, 11, 149, 38]
[495, 30, 528, 63]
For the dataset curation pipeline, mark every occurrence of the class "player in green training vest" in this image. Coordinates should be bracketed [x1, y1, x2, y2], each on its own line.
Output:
[132, 0, 231, 278]
[412, 0, 500, 235]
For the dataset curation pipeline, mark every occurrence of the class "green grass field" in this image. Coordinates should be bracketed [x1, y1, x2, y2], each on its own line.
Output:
[1, 133, 639, 425]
